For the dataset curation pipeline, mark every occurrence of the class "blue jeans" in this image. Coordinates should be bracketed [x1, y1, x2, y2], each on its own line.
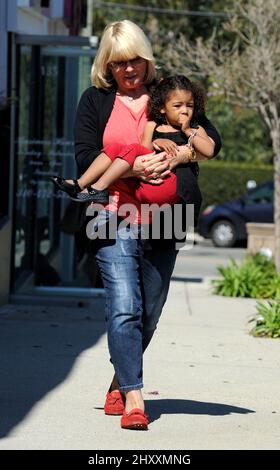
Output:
[90, 211, 178, 392]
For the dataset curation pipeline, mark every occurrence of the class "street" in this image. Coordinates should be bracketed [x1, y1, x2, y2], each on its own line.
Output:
[173, 236, 246, 281]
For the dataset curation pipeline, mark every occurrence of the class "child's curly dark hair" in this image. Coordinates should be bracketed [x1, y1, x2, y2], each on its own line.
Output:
[147, 75, 206, 126]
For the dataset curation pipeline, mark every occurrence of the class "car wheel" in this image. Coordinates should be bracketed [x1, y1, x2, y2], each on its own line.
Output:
[210, 220, 237, 247]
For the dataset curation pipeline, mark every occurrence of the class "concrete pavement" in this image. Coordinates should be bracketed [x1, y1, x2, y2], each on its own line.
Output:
[0, 247, 280, 450]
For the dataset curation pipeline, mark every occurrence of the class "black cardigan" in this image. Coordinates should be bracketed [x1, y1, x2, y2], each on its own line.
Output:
[74, 87, 116, 174]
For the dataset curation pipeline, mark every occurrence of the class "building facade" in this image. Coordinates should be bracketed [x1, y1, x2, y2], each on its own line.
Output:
[0, 0, 99, 305]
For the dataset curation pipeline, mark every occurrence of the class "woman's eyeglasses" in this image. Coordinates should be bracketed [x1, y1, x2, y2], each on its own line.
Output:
[109, 57, 145, 71]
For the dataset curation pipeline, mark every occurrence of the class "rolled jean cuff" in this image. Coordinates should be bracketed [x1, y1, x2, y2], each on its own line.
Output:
[119, 382, 143, 392]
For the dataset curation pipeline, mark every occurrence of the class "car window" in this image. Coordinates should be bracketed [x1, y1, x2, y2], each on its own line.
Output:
[246, 185, 273, 204]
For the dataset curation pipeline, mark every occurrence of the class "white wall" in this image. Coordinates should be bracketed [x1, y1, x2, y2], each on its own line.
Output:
[14, 0, 68, 35]
[17, 6, 48, 34]
[49, 0, 64, 18]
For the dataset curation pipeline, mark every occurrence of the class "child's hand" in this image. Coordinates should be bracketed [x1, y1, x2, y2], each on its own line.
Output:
[178, 115, 192, 133]
[153, 138, 178, 156]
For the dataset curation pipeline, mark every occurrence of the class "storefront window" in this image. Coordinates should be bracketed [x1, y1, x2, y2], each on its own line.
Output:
[0, 96, 10, 221]
[13, 41, 95, 292]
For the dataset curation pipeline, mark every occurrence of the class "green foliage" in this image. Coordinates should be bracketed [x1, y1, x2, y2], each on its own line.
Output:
[206, 96, 273, 164]
[92, 1, 233, 39]
[250, 300, 280, 338]
[212, 254, 280, 299]
[91, 1, 274, 166]
[198, 160, 273, 212]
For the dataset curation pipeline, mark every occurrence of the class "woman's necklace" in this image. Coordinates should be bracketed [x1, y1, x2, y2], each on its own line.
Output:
[116, 89, 149, 113]
[116, 92, 137, 101]
[116, 87, 147, 102]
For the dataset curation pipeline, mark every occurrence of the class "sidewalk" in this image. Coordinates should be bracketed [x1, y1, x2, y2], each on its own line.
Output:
[0, 274, 280, 449]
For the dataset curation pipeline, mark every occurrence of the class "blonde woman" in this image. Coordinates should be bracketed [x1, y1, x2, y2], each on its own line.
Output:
[71, 20, 221, 430]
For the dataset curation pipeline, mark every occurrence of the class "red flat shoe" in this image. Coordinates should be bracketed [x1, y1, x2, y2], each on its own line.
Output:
[121, 408, 149, 430]
[104, 390, 125, 415]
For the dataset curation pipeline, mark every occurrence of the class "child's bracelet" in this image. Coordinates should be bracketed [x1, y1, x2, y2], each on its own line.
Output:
[186, 130, 198, 160]
[188, 129, 199, 146]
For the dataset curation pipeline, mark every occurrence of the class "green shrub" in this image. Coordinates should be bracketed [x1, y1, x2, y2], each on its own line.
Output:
[199, 160, 273, 212]
[212, 253, 280, 299]
[250, 300, 280, 338]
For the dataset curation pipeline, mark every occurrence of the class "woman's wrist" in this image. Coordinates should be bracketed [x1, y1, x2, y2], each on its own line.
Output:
[183, 145, 195, 162]
[167, 145, 193, 169]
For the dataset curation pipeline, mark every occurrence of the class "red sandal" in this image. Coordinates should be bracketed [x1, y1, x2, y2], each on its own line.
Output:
[121, 408, 149, 430]
[104, 390, 125, 415]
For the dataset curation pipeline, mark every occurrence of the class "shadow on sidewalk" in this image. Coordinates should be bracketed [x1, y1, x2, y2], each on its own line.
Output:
[145, 399, 255, 424]
[0, 300, 106, 439]
[171, 276, 203, 283]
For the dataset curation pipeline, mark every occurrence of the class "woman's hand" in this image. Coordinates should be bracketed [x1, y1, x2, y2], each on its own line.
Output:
[127, 151, 171, 185]
[165, 145, 193, 170]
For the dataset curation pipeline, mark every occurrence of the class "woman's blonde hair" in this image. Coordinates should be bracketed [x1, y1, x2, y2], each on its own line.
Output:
[91, 20, 156, 88]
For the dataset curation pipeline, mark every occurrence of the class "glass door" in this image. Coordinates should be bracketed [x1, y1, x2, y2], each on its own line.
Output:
[12, 36, 98, 294]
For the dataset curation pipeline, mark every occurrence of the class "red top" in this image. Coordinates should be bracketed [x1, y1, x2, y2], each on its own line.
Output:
[102, 96, 150, 224]
[101, 96, 179, 223]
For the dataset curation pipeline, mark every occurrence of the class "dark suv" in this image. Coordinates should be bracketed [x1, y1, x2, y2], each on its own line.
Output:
[198, 181, 274, 247]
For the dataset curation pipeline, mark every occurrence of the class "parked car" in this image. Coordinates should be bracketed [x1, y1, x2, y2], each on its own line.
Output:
[198, 180, 274, 247]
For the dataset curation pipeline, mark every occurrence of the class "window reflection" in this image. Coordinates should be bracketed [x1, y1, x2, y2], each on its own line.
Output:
[13, 44, 94, 292]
